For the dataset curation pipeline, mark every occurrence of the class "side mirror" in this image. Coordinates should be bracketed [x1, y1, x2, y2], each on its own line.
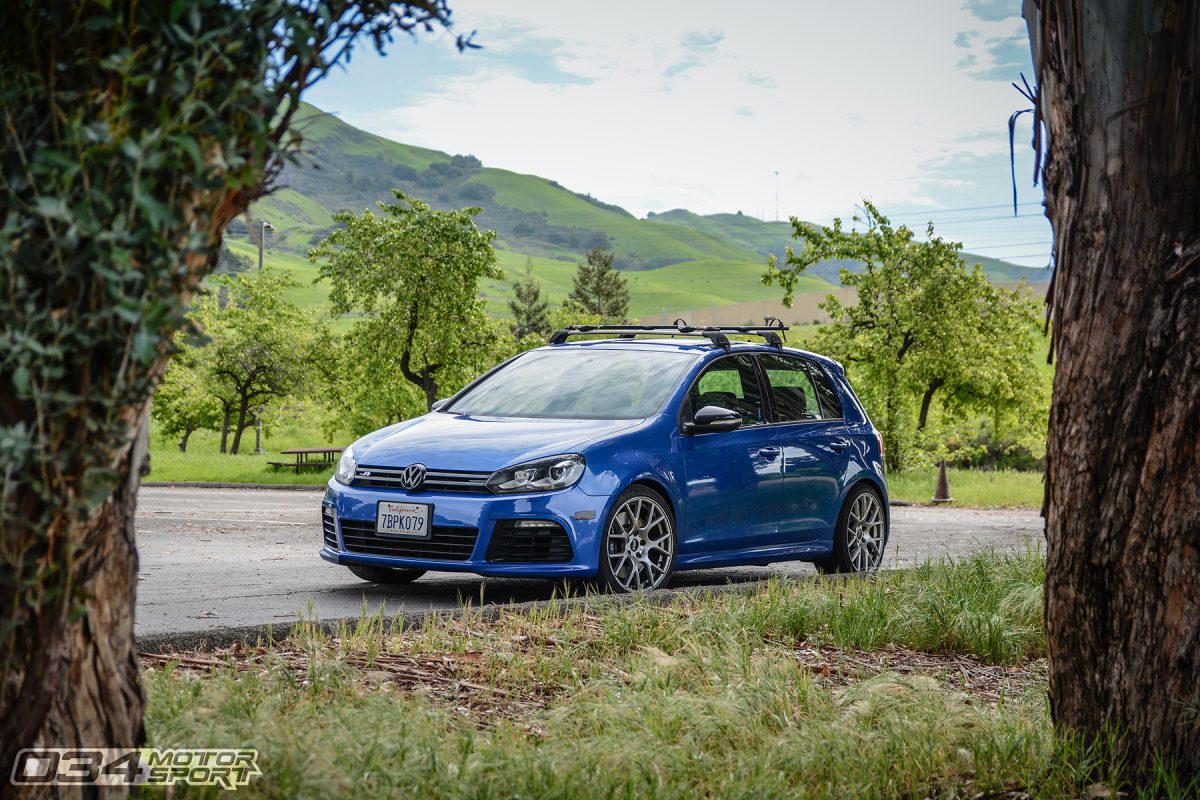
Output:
[430, 398, 450, 412]
[685, 405, 742, 434]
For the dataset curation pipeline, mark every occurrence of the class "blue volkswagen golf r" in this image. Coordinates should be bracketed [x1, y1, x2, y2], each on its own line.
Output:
[321, 323, 889, 593]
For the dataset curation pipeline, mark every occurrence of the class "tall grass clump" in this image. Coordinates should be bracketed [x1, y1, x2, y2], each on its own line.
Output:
[142, 546, 1200, 799]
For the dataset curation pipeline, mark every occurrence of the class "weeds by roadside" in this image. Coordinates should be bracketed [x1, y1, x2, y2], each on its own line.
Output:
[142, 548, 1195, 799]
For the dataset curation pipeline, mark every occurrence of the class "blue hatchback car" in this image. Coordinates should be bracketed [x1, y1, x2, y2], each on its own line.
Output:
[321, 323, 889, 592]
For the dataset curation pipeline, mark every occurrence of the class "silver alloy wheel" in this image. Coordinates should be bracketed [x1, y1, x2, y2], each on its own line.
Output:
[605, 495, 674, 591]
[846, 491, 886, 571]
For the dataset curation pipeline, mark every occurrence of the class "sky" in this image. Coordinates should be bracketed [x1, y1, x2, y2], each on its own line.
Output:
[305, 0, 1052, 268]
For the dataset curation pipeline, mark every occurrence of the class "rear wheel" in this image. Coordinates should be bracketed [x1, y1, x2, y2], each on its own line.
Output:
[598, 486, 677, 592]
[816, 484, 887, 574]
[347, 564, 426, 584]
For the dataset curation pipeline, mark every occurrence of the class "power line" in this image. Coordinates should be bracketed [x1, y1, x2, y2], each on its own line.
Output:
[983, 252, 1053, 260]
[815, 201, 1042, 223]
[961, 239, 1052, 251]
[905, 212, 1045, 224]
[876, 201, 1043, 218]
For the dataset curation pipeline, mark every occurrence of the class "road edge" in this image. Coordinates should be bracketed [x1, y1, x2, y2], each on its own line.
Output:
[134, 575, 800, 653]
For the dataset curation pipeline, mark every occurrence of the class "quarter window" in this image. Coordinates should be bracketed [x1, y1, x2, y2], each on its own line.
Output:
[808, 363, 844, 419]
[684, 355, 766, 427]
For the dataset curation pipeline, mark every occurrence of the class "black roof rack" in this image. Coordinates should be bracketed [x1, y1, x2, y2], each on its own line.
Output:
[548, 318, 788, 350]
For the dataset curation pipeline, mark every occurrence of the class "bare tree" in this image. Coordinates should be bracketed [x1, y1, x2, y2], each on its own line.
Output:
[1025, 0, 1199, 782]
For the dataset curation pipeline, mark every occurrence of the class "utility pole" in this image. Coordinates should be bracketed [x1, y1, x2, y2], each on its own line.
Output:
[257, 219, 274, 271]
[254, 220, 273, 455]
[772, 170, 782, 224]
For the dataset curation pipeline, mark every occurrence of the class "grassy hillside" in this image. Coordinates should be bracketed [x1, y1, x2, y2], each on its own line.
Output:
[647, 208, 1045, 284]
[240, 103, 1044, 321]
[233, 239, 830, 323]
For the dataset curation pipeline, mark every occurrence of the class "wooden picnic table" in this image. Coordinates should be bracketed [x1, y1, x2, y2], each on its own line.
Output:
[268, 446, 344, 474]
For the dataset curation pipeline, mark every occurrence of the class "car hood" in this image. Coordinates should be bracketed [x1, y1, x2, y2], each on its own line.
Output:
[352, 413, 644, 472]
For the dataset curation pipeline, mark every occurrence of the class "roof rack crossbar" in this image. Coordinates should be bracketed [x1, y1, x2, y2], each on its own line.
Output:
[547, 320, 788, 350]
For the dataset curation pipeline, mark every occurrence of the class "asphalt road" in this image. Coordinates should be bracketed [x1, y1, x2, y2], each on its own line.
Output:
[134, 486, 1043, 638]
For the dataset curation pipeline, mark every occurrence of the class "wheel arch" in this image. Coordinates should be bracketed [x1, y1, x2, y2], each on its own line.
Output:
[629, 476, 677, 521]
[839, 475, 891, 536]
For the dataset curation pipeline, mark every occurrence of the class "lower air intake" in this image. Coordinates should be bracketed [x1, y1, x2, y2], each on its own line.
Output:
[485, 520, 574, 563]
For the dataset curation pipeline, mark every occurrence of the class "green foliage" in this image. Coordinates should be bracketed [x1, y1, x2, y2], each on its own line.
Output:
[311, 192, 505, 410]
[0, 0, 459, 751]
[318, 327, 428, 438]
[567, 247, 630, 322]
[191, 269, 325, 454]
[508, 257, 551, 339]
[151, 331, 222, 452]
[764, 202, 1047, 470]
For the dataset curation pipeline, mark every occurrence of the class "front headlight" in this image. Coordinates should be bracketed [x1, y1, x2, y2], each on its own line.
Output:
[334, 446, 357, 485]
[486, 454, 585, 493]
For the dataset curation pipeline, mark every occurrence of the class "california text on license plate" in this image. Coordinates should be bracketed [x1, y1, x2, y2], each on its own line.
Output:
[375, 501, 432, 537]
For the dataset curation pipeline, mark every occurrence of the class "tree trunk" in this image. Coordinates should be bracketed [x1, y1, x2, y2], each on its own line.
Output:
[179, 421, 194, 453]
[1026, 0, 1200, 782]
[0, 415, 149, 799]
[422, 378, 437, 411]
[219, 405, 231, 454]
[916, 377, 944, 431]
[229, 397, 249, 455]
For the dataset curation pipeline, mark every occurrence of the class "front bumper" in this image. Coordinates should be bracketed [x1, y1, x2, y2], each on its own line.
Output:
[320, 479, 609, 577]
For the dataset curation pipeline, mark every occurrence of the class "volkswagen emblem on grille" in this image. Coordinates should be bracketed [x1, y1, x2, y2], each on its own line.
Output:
[399, 463, 427, 490]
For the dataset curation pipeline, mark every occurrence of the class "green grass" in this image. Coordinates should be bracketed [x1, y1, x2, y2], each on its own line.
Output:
[480, 250, 831, 319]
[146, 419, 347, 485]
[888, 468, 1043, 508]
[142, 550, 1196, 799]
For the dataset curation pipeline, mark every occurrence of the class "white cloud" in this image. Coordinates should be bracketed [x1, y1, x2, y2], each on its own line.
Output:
[318, 0, 1037, 230]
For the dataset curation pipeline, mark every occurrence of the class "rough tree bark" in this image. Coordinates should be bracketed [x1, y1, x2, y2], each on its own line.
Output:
[1025, 0, 1200, 781]
[1, 5, 454, 797]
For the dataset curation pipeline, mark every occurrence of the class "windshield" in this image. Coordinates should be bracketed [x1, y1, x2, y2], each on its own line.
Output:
[447, 348, 698, 420]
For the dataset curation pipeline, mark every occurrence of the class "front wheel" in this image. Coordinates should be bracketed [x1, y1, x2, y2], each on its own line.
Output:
[347, 564, 427, 584]
[816, 485, 887, 574]
[598, 486, 677, 592]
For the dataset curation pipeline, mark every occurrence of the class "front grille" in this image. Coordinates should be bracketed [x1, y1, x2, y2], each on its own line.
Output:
[322, 509, 338, 548]
[485, 520, 574, 563]
[351, 465, 491, 493]
[338, 518, 478, 561]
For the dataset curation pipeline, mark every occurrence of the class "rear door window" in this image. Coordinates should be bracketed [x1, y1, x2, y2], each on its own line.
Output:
[759, 354, 843, 422]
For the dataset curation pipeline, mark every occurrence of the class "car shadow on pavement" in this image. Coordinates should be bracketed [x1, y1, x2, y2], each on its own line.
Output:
[320, 565, 814, 609]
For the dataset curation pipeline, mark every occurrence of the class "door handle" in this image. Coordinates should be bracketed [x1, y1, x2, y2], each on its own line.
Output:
[756, 446, 781, 456]
[828, 438, 850, 453]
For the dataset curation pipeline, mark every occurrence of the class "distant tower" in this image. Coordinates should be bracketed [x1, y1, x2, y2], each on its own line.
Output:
[773, 171, 780, 222]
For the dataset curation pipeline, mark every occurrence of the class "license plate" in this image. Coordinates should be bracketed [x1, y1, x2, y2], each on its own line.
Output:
[375, 501, 432, 538]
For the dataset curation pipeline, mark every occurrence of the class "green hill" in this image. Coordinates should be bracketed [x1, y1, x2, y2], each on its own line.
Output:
[241, 103, 1046, 320]
[646, 208, 1044, 284]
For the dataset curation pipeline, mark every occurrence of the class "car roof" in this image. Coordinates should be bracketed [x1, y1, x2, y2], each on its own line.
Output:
[539, 337, 842, 370]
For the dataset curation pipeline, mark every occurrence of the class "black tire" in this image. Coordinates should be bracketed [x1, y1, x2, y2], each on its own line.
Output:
[346, 564, 426, 584]
[816, 484, 887, 575]
[597, 485, 678, 593]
